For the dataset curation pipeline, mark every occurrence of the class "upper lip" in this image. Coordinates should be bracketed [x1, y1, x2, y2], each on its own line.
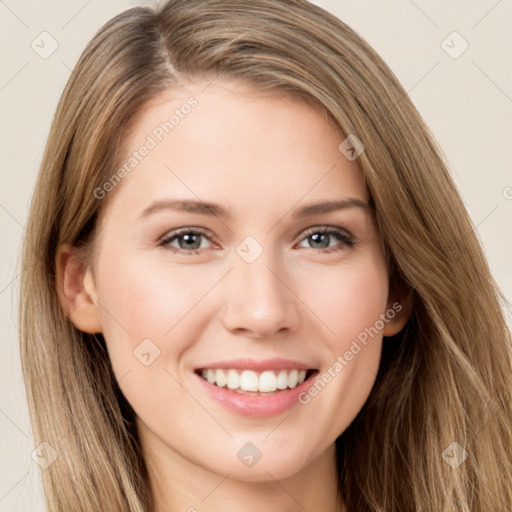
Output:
[195, 358, 316, 371]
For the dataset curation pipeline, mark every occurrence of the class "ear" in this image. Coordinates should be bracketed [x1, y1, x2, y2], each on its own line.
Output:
[383, 286, 414, 337]
[55, 243, 103, 334]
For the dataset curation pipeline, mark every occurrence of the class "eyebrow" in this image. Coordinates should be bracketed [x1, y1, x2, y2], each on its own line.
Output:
[138, 197, 371, 220]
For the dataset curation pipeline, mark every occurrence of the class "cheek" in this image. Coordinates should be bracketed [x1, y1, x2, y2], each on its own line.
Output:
[93, 255, 215, 426]
[299, 259, 389, 345]
[293, 260, 388, 438]
[94, 253, 215, 372]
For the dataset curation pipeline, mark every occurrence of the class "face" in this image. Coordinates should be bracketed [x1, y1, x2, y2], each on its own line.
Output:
[79, 79, 399, 484]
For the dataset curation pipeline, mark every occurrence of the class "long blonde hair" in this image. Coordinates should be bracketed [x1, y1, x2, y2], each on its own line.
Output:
[19, 1, 512, 510]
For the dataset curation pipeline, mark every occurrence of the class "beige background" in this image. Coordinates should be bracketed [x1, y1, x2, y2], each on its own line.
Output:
[1, 1, 511, 510]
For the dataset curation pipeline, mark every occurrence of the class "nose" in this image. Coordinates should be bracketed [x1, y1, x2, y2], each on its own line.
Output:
[220, 250, 301, 339]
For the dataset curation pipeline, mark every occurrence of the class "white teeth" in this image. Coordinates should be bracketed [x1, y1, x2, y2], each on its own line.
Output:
[259, 371, 277, 392]
[199, 368, 311, 392]
[240, 370, 259, 391]
[216, 369, 227, 388]
[226, 369, 240, 389]
[276, 369, 289, 389]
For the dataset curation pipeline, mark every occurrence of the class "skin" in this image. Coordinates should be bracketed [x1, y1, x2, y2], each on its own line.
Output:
[57, 79, 412, 512]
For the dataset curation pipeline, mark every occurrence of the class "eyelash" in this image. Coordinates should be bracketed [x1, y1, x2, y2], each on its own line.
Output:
[159, 226, 355, 256]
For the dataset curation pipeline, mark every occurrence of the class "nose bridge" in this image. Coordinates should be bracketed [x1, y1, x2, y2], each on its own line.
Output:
[221, 235, 299, 336]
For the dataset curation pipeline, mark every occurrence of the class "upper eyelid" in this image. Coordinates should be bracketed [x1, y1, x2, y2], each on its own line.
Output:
[160, 226, 215, 243]
[300, 225, 353, 237]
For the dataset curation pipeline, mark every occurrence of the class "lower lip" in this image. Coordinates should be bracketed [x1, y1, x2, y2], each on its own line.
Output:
[193, 370, 318, 417]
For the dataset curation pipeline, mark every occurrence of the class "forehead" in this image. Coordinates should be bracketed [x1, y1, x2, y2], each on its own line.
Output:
[99, 79, 368, 223]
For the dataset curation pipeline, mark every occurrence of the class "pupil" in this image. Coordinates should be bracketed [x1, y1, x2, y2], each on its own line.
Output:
[311, 233, 328, 248]
[181, 233, 200, 249]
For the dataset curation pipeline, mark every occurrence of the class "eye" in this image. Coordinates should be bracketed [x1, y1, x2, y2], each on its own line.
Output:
[159, 228, 214, 255]
[159, 226, 355, 256]
[296, 226, 355, 253]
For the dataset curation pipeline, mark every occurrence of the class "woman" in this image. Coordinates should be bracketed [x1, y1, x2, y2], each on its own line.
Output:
[19, 0, 512, 510]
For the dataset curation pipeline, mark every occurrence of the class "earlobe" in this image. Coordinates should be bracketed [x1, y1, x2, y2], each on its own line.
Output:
[383, 287, 414, 337]
[55, 244, 103, 334]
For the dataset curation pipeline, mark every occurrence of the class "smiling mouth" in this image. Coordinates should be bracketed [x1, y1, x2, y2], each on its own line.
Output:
[194, 368, 318, 395]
